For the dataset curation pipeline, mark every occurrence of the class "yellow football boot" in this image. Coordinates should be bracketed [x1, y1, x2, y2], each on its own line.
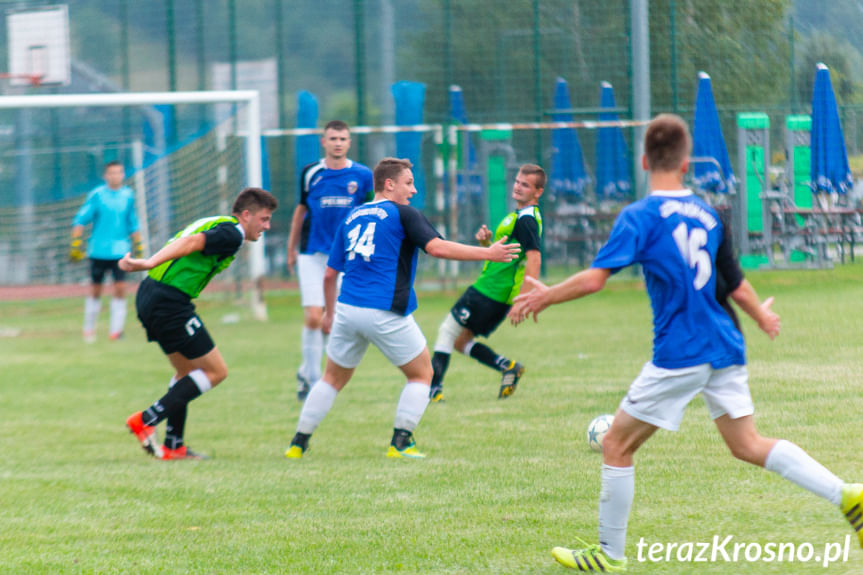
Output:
[841, 483, 863, 548]
[387, 430, 426, 459]
[552, 537, 627, 572]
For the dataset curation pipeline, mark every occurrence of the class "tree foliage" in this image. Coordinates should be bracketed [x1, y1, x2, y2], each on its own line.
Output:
[795, 33, 863, 106]
[792, 0, 863, 107]
[407, 0, 796, 124]
[651, 0, 792, 109]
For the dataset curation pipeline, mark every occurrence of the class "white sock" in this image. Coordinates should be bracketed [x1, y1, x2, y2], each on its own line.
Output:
[301, 327, 325, 382]
[109, 298, 127, 336]
[83, 297, 101, 334]
[599, 464, 634, 561]
[393, 381, 430, 431]
[297, 380, 338, 435]
[765, 439, 843, 505]
[188, 369, 213, 394]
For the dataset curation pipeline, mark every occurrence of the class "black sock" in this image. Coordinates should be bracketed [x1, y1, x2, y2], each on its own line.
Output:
[469, 342, 509, 371]
[291, 432, 311, 449]
[431, 351, 451, 388]
[141, 375, 203, 427]
[391, 428, 413, 449]
[164, 405, 187, 450]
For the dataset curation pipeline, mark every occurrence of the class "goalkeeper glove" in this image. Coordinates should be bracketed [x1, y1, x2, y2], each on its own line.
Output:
[133, 238, 145, 258]
[69, 237, 85, 262]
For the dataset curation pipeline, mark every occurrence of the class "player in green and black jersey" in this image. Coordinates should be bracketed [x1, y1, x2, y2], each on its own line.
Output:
[430, 164, 544, 401]
[120, 187, 277, 460]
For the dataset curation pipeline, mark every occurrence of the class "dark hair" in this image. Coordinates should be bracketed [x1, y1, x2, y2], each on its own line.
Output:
[519, 163, 546, 189]
[324, 120, 350, 133]
[373, 158, 413, 192]
[232, 187, 278, 214]
[644, 114, 691, 172]
[104, 161, 123, 173]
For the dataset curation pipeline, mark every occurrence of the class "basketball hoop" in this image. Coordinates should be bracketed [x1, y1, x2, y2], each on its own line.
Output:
[0, 73, 44, 87]
[6, 6, 70, 87]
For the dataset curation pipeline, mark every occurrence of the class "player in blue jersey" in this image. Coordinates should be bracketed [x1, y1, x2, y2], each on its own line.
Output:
[513, 114, 863, 571]
[70, 161, 144, 343]
[287, 120, 374, 401]
[284, 158, 520, 460]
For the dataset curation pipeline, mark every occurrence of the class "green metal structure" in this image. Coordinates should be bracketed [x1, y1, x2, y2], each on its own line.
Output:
[736, 112, 770, 268]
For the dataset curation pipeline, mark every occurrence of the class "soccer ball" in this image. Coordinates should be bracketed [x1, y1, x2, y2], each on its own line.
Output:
[587, 414, 614, 453]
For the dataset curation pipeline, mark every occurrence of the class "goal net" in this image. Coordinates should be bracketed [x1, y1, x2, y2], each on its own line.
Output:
[0, 91, 266, 313]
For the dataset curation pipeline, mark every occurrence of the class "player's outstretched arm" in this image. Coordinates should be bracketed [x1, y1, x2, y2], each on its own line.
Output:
[729, 279, 780, 340]
[118, 233, 206, 272]
[424, 236, 519, 263]
[512, 268, 611, 322]
[510, 276, 550, 323]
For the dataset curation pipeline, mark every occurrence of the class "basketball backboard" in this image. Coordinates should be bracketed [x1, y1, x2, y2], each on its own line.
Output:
[7, 5, 70, 86]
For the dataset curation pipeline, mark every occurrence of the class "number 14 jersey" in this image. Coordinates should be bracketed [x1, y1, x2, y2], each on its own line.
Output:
[328, 199, 442, 316]
[591, 189, 745, 370]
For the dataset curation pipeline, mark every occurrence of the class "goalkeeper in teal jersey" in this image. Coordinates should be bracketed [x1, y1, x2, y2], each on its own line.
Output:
[70, 161, 144, 343]
[429, 164, 544, 402]
[119, 187, 277, 460]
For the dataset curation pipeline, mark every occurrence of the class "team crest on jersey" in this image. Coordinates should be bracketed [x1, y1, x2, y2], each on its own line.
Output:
[347, 181, 358, 195]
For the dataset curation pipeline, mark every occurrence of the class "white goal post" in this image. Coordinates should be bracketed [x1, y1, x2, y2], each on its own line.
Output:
[0, 90, 269, 317]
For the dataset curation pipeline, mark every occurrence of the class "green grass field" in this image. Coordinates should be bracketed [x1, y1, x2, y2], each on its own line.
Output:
[2, 265, 862, 574]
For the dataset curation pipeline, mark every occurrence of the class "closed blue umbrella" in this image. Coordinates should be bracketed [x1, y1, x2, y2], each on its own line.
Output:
[550, 77, 589, 200]
[295, 90, 319, 177]
[393, 81, 427, 209]
[692, 72, 735, 193]
[811, 63, 853, 195]
[595, 81, 631, 201]
[449, 85, 482, 201]
[449, 84, 469, 125]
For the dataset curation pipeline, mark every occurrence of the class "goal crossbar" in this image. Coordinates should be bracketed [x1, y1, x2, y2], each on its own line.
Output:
[0, 90, 266, 284]
[0, 90, 262, 186]
[0, 90, 260, 108]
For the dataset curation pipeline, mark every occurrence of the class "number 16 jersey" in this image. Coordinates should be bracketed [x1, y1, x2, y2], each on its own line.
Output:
[328, 199, 442, 316]
[591, 189, 745, 370]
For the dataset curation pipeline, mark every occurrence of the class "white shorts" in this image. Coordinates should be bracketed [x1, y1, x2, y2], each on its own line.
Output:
[620, 362, 753, 431]
[326, 302, 427, 369]
[298, 252, 341, 308]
